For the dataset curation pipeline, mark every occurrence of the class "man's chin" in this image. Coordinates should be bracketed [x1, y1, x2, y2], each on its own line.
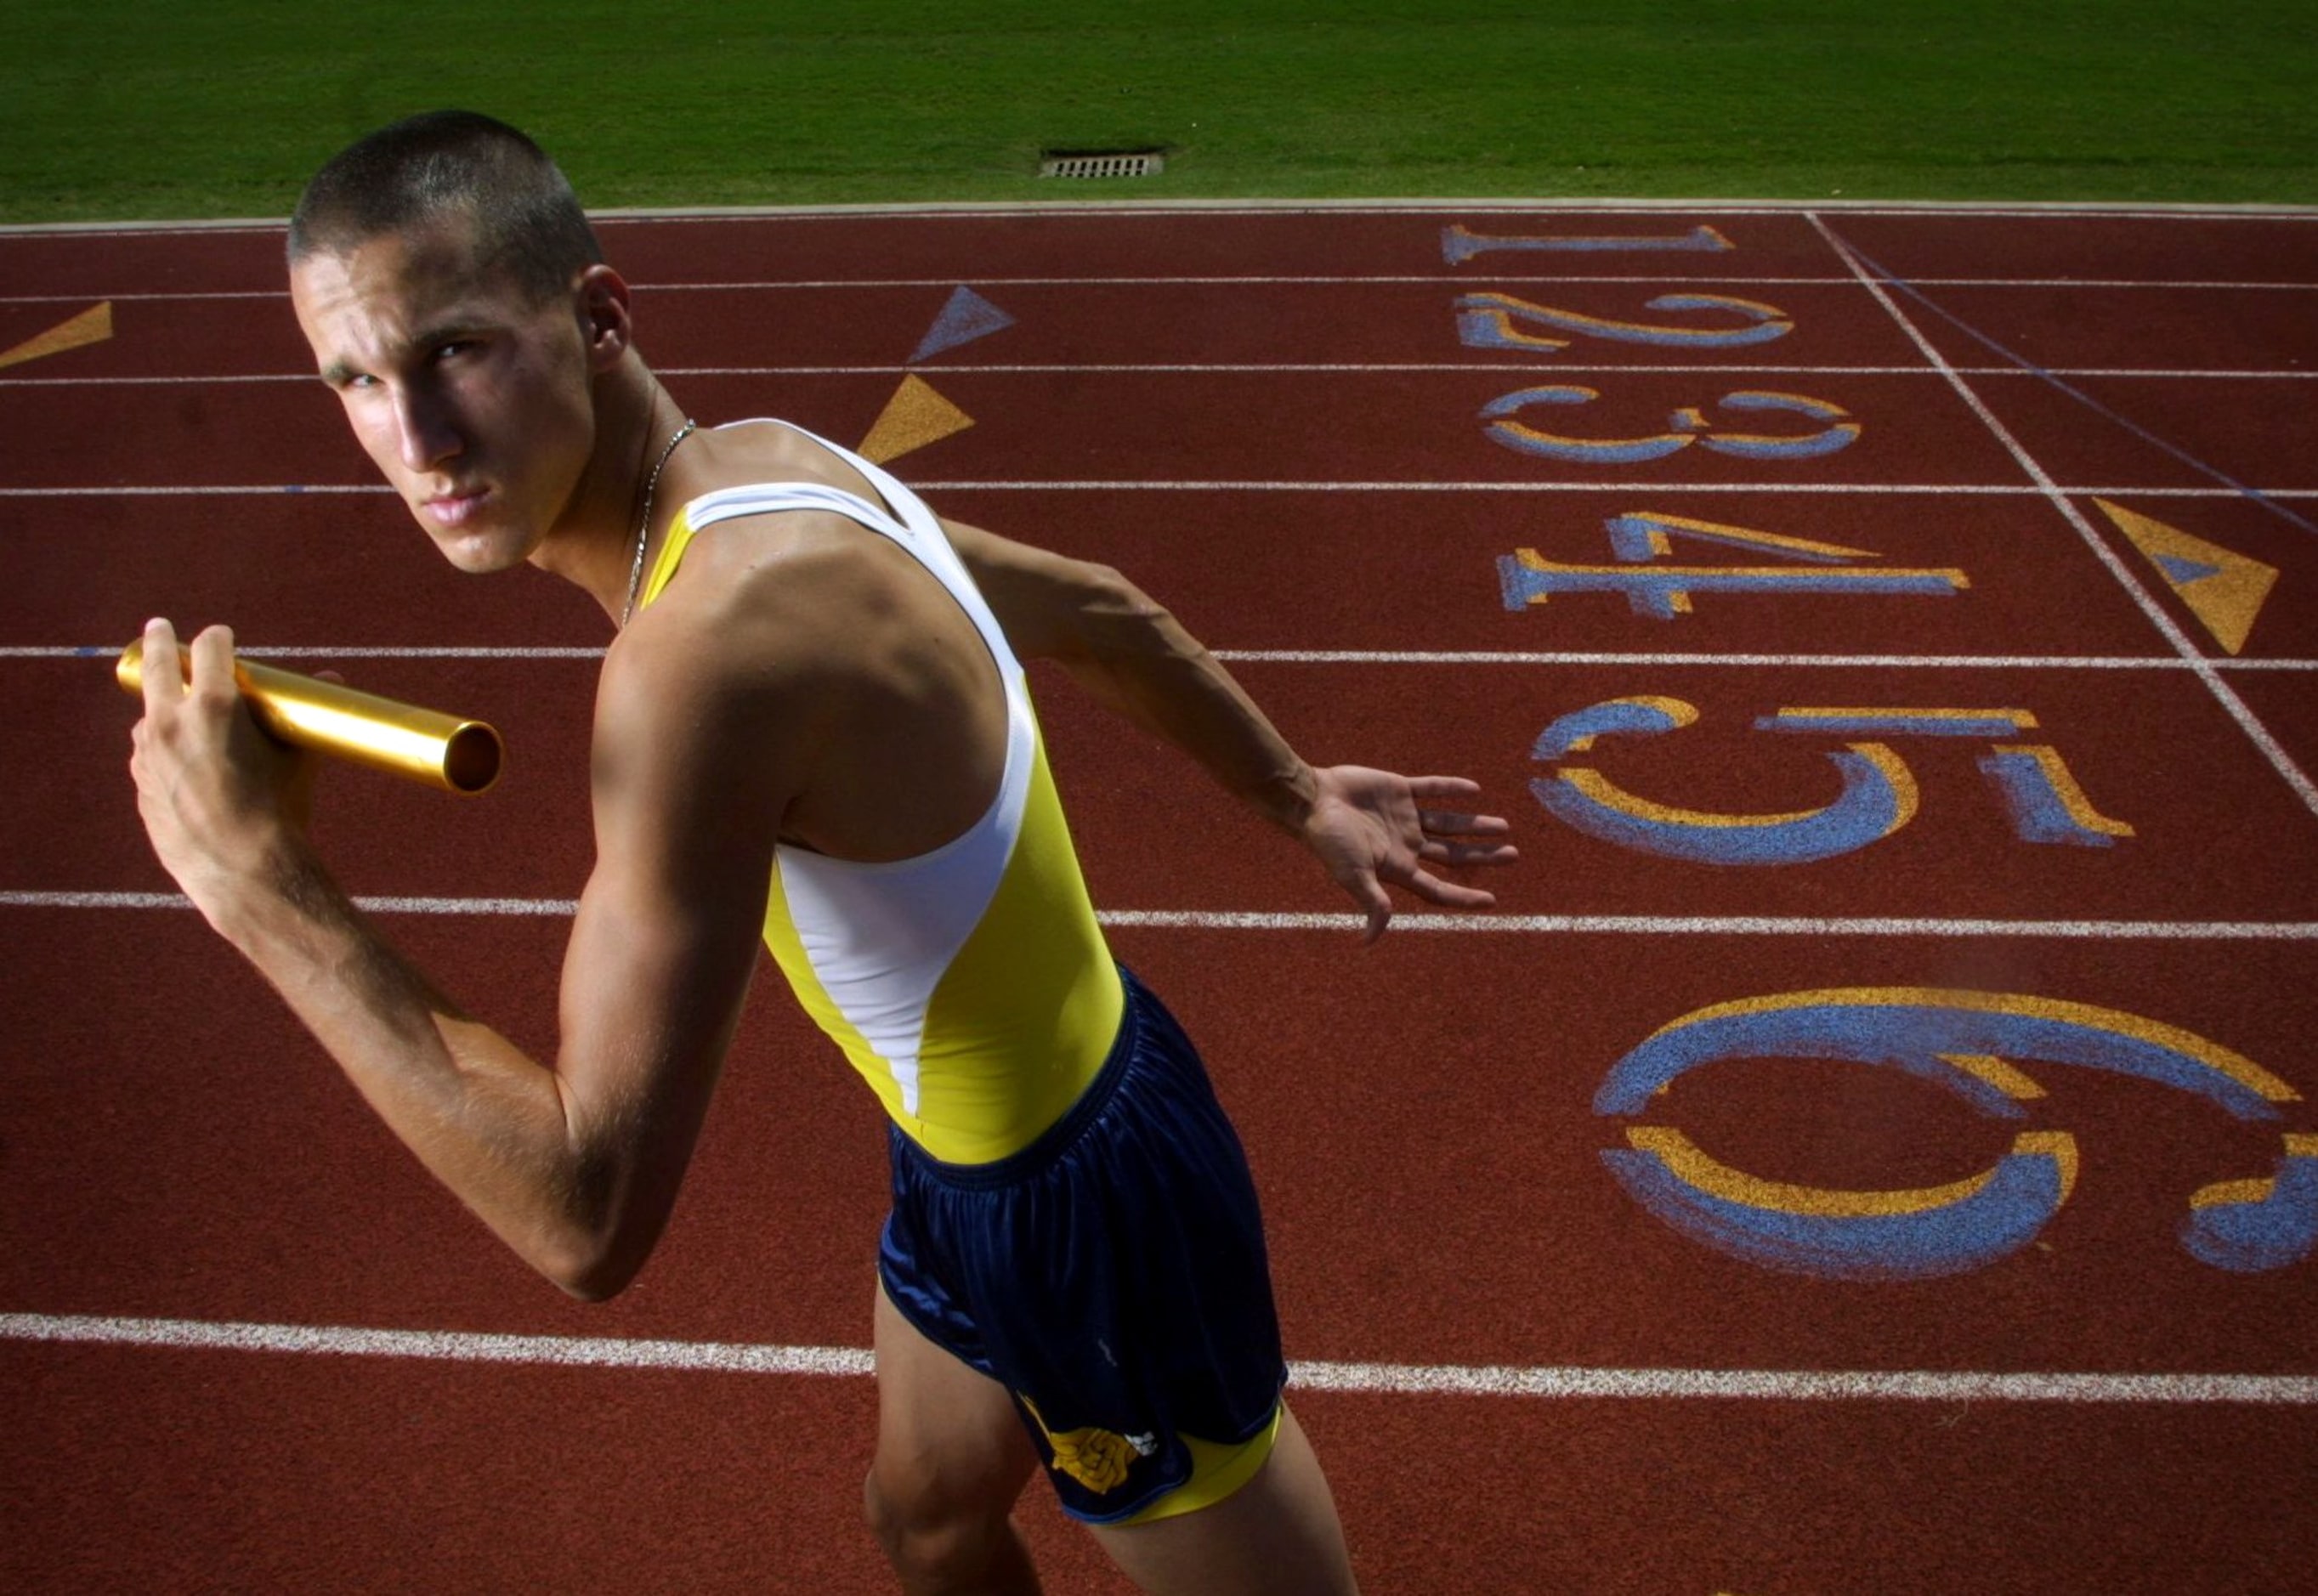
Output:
[413, 511, 532, 574]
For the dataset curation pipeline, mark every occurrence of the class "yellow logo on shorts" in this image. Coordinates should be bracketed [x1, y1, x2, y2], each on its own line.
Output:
[1018, 1396, 1154, 1494]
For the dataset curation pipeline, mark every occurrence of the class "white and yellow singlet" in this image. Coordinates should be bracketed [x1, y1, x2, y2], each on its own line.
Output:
[633, 421, 1125, 1166]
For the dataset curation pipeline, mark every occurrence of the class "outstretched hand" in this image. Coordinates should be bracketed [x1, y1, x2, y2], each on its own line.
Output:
[1297, 766, 1517, 943]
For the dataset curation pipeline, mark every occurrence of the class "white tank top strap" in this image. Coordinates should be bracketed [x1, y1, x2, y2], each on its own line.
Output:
[690, 419, 1016, 677]
[685, 480, 911, 540]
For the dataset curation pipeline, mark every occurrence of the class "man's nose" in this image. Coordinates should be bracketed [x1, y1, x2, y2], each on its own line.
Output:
[393, 389, 462, 473]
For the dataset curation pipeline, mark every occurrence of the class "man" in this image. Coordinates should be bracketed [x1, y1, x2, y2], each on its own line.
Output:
[129, 111, 1516, 1593]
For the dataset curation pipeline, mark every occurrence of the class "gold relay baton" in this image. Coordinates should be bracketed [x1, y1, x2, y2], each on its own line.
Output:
[116, 638, 504, 796]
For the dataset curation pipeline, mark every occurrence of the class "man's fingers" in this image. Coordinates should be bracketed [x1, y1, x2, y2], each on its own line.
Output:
[1416, 807, 1513, 839]
[1418, 837, 1522, 868]
[139, 618, 184, 712]
[189, 624, 239, 705]
[1405, 776, 1510, 840]
[1402, 869, 1498, 911]
[1338, 870, 1394, 944]
[1379, 845, 1502, 906]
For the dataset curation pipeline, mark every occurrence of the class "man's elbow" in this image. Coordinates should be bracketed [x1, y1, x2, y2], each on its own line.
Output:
[1070, 564, 1178, 655]
[541, 1242, 642, 1303]
[552, 1265, 632, 1304]
[1087, 562, 1165, 620]
[531, 1217, 655, 1303]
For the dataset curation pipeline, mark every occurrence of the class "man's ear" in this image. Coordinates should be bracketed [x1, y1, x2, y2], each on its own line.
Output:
[575, 264, 635, 371]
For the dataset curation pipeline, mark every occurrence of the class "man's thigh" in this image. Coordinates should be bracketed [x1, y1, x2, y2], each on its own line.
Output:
[870, 1282, 1039, 1525]
[1087, 1404, 1359, 1596]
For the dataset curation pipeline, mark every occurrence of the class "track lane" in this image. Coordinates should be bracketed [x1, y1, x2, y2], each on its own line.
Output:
[4, 1338, 2307, 1593]
[14, 654, 2318, 923]
[2236, 672, 2318, 778]
[1822, 210, 2318, 282]
[1, 280, 1932, 380]
[1960, 371, 2318, 495]
[0, 366, 2038, 488]
[0, 484, 2180, 656]
[0, 495, 602, 648]
[9, 910, 2317, 1384]
[0, 211, 1843, 303]
[1901, 283, 2318, 374]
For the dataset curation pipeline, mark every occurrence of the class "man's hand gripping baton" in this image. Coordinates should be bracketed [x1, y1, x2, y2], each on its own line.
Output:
[117, 637, 504, 795]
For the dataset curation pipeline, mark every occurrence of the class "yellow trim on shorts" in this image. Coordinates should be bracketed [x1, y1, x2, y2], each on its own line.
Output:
[1123, 1406, 1284, 1525]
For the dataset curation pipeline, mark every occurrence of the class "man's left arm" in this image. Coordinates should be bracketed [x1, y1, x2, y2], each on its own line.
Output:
[941, 521, 1518, 939]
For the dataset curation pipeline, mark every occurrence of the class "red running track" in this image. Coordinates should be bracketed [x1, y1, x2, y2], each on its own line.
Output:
[4, 201, 2317, 1593]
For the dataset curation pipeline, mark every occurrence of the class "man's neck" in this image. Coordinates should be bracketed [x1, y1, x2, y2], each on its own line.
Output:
[530, 359, 679, 620]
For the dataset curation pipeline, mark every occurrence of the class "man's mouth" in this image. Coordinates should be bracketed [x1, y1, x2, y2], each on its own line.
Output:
[423, 487, 491, 527]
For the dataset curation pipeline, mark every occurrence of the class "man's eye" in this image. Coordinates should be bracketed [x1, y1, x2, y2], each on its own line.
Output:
[434, 340, 477, 362]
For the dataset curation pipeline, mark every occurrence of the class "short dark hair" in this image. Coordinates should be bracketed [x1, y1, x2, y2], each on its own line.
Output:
[288, 110, 604, 303]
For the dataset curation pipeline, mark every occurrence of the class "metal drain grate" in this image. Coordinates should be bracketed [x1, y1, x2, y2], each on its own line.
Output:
[1039, 150, 1165, 178]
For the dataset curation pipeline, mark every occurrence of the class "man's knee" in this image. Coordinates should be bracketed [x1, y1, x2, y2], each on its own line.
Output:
[863, 1457, 1020, 1582]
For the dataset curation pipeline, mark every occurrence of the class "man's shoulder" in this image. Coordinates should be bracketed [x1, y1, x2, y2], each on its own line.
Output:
[586, 580, 830, 815]
[601, 512, 922, 736]
[685, 417, 887, 504]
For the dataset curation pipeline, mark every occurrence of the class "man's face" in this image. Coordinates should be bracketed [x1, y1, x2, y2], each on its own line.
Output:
[290, 218, 598, 573]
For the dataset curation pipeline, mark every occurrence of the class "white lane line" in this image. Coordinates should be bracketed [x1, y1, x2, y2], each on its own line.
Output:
[638, 274, 2318, 290]
[1289, 1361, 2318, 1406]
[793, 481, 2318, 499]
[1810, 212, 2318, 821]
[0, 374, 310, 386]
[0, 645, 609, 660]
[598, 200, 2318, 220]
[2067, 485, 2318, 499]
[8, 200, 2311, 241]
[1221, 650, 2192, 668]
[7, 1311, 2313, 1406]
[6, 277, 2318, 305]
[778, 480, 2318, 507]
[586, 200, 2318, 221]
[0, 1311, 871, 1378]
[8, 481, 2318, 500]
[0, 290, 285, 303]
[16, 645, 2318, 673]
[1907, 280, 2318, 291]
[9, 365, 2317, 388]
[1099, 912, 2318, 940]
[0, 277, 1865, 303]
[0, 892, 583, 914]
[0, 484, 390, 496]
[8, 893, 2313, 940]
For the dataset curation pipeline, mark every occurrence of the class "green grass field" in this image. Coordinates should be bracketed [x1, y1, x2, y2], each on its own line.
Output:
[3, 0, 2312, 223]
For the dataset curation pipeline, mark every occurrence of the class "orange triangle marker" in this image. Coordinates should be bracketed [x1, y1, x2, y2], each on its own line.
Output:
[2094, 497, 2278, 655]
[0, 301, 113, 371]
[857, 375, 972, 465]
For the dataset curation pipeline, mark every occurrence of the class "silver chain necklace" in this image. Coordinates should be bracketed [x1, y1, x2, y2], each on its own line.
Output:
[620, 416, 698, 629]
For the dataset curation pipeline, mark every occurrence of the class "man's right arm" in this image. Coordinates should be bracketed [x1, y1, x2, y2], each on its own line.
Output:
[129, 617, 787, 1298]
[941, 518, 1517, 937]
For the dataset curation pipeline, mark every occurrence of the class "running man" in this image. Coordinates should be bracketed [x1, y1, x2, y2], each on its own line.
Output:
[128, 111, 1516, 1594]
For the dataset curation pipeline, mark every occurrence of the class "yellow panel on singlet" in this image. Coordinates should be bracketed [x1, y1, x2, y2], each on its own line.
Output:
[636, 428, 1124, 1165]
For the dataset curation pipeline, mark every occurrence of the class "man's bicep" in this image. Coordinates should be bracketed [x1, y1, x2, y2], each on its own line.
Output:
[558, 810, 772, 1104]
[565, 652, 786, 1077]
[547, 658, 791, 1281]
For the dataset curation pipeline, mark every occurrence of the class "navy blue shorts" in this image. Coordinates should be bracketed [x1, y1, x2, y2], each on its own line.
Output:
[878, 966, 1287, 1523]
